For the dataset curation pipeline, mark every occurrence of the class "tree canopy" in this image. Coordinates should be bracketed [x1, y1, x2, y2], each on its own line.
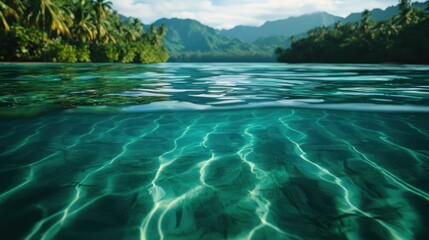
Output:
[275, 1, 429, 64]
[0, 0, 169, 63]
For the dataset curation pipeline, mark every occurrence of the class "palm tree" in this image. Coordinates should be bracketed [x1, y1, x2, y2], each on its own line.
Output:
[399, 0, 412, 13]
[69, 0, 96, 43]
[92, 0, 114, 43]
[93, 0, 112, 20]
[381, 20, 399, 36]
[119, 17, 139, 41]
[308, 27, 328, 41]
[147, 25, 166, 47]
[397, 0, 414, 27]
[374, 20, 396, 57]
[27, 0, 72, 39]
[0, 0, 18, 31]
[7, 0, 25, 15]
[360, 10, 375, 40]
[360, 10, 373, 27]
[132, 18, 144, 36]
[158, 24, 167, 37]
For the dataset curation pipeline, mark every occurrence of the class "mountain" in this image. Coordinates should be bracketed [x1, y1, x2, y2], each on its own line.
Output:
[152, 18, 251, 53]
[342, 1, 428, 23]
[342, 7, 398, 23]
[149, 1, 429, 62]
[219, 12, 342, 43]
[219, 1, 429, 43]
[253, 35, 291, 47]
[151, 18, 274, 62]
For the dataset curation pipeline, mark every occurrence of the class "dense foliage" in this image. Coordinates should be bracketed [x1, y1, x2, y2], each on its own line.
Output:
[0, 0, 168, 63]
[275, 0, 429, 64]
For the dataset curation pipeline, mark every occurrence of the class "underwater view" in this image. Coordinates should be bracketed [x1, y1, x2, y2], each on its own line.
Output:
[0, 63, 428, 240]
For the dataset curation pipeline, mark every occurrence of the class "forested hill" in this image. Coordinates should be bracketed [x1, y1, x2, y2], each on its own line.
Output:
[218, 1, 429, 44]
[151, 18, 276, 62]
[2, 0, 427, 63]
[219, 12, 341, 43]
[0, 0, 168, 63]
[152, 18, 250, 53]
[150, 1, 429, 63]
[150, 14, 345, 62]
[275, 0, 429, 64]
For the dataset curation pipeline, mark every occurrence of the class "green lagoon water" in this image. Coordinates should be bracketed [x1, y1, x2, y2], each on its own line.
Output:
[0, 63, 428, 240]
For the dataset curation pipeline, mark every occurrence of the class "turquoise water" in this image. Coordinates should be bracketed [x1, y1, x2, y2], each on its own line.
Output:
[0, 63, 428, 240]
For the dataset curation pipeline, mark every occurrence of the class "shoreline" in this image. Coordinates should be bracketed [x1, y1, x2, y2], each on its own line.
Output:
[1, 61, 429, 65]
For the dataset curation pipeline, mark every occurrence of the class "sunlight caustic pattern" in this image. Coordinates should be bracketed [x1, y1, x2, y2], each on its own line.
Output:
[1, 108, 428, 240]
[1, 63, 428, 240]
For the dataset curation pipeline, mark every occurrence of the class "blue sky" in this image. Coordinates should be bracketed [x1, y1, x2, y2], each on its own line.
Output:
[111, 0, 425, 29]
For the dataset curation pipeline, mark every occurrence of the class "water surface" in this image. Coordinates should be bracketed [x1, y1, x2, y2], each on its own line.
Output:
[0, 63, 428, 240]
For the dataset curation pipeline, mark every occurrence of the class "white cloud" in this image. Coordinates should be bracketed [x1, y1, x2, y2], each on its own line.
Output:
[111, 0, 426, 29]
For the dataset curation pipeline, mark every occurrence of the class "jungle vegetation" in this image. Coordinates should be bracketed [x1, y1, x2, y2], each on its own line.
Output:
[0, 0, 169, 63]
[275, 0, 429, 63]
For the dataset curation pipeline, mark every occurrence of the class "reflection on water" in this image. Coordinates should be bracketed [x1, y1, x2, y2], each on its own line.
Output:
[1, 63, 429, 117]
[0, 63, 428, 240]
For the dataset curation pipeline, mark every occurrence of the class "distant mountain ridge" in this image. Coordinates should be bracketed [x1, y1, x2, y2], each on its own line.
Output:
[153, 18, 250, 53]
[219, 12, 341, 43]
[151, 18, 274, 62]
[150, 13, 342, 59]
[219, 1, 428, 43]
[148, 0, 429, 62]
[341, 1, 428, 23]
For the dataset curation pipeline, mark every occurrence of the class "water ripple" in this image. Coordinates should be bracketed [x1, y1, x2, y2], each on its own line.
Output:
[0, 108, 428, 239]
[1, 63, 429, 239]
[1, 63, 429, 116]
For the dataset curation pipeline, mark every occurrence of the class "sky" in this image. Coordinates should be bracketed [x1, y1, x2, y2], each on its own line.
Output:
[111, 0, 426, 29]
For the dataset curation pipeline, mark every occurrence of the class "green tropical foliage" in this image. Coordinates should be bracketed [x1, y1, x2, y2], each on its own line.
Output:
[0, 0, 168, 63]
[275, 1, 429, 64]
[0, 0, 18, 32]
[152, 1, 429, 63]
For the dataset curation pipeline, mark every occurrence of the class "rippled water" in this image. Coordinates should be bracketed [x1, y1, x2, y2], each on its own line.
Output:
[0, 63, 428, 240]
